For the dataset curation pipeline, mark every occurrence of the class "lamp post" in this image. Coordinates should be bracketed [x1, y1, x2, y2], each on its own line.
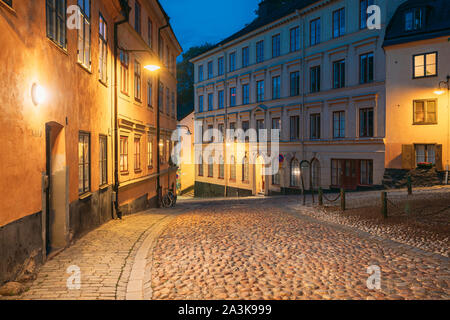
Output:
[435, 75, 450, 183]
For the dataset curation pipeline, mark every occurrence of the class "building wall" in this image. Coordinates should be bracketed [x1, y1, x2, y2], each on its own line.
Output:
[385, 36, 450, 170]
[191, 0, 406, 196]
[177, 111, 196, 194]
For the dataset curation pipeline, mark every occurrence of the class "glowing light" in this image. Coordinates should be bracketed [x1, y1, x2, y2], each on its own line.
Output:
[434, 89, 445, 95]
[31, 83, 46, 105]
[144, 65, 161, 72]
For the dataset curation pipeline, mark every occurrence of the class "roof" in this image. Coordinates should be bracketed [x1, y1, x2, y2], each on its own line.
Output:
[383, 0, 450, 47]
[191, 0, 318, 62]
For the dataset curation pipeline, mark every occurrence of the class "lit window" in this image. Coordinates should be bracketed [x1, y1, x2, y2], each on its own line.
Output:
[120, 136, 128, 172]
[77, 0, 91, 69]
[413, 52, 437, 78]
[79, 132, 91, 194]
[413, 100, 437, 125]
[290, 158, 300, 187]
[99, 135, 107, 186]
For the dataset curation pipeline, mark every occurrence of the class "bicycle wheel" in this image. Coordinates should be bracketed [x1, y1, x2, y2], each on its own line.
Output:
[168, 191, 176, 207]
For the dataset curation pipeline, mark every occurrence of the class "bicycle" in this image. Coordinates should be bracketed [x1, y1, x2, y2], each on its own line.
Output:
[160, 187, 177, 208]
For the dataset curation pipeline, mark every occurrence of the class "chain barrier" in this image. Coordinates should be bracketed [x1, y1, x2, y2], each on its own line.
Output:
[322, 192, 341, 203]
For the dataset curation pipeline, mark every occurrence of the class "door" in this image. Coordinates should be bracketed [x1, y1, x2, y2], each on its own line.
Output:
[341, 159, 358, 190]
[255, 156, 265, 195]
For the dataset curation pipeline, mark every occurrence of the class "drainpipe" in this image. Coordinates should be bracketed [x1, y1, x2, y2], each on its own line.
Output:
[221, 45, 229, 197]
[298, 9, 306, 162]
[113, 2, 131, 220]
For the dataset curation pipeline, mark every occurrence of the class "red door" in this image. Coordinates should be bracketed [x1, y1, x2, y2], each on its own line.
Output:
[341, 160, 358, 190]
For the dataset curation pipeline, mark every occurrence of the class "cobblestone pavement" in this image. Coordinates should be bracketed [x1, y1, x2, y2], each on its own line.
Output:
[10, 197, 450, 300]
[150, 198, 449, 300]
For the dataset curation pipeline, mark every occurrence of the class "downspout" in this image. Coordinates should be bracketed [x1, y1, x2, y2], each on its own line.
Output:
[113, 2, 131, 219]
[221, 45, 229, 197]
[298, 9, 306, 162]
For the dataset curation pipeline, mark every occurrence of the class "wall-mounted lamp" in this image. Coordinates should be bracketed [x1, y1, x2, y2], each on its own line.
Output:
[144, 64, 161, 72]
[434, 75, 450, 95]
[31, 83, 47, 105]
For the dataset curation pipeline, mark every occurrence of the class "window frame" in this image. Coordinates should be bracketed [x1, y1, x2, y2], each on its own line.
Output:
[360, 0, 374, 29]
[333, 111, 346, 139]
[413, 99, 438, 125]
[229, 52, 236, 72]
[242, 84, 250, 105]
[310, 18, 321, 46]
[98, 13, 108, 84]
[147, 135, 153, 168]
[134, 60, 142, 101]
[46, 0, 67, 49]
[242, 47, 249, 68]
[290, 115, 300, 141]
[272, 76, 281, 100]
[230, 87, 237, 106]
[120, 50, 129, 94]
[256, 40, 264, 63]
[290, 26, 300, 52]
[360, 52, 374, 84]
[78, 132, 91, 195]
[310, 113, 321, 140]
[310, 66, 321, 93]
[333, 59, 345, 89]
[359, 108, 374, 138]
[99, 135, 107, 186]
[332, 8, 346, 38]
[256, 80, 265, 103]
[272, 34, 281, 58]
[77, 0, 91, 69]
[119, 136, 129, 173]
[134, 137, 141, 171]
[412, 52, 438, 79]
[290, 71, 300, 96]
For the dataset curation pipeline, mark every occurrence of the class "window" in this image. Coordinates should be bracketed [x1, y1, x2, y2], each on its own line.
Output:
[159, 138, 165, 163]
[413, 52, 437, 78]
[2, 0, 12, 7]
[242, 84, 250, 105]
[256, 40, 264, 63]
[218, 90, 224, 109]
[257, 119, 265, 142]
[134, 60, 141, 101]
[166, 88, 170, 114]
[229, 52, 236, 72]
[207, 61, 213, 79]
[77, 0, 91, 68]
[272, 76, 280, 100]
[208, 154, 214, 177]
[120, 50, 129, 94]
[290, 26, 300, 52]
[147, 80, 152, 107]
[290, 158, 300, 187]
[218, 124, 224, 142]
[218, 57, 224, 76]
[413, 100, 437, 125]
[290, 116, 300, 140]
[272, 118, 281, 140]
[159, 83, 164, 111]
[310, 114, 321, 140]
[290, 71, 300, 96]
[257, 80, 265, 102]
[242, 47, 249, 68]
[272, 34, 281, 58]
[331, 159, 342, 186]
[242, 120, 250, 143]
[360, 0, 374, 29]
[230, 156, 236, 180]
[171, 92, 175, 117]
[198, 65, 204, 82]
[359, 108, 374, 137]
[310, 18, 321, 46]
[147, 18, 152, 47]
[333, 60, 345, 89]
[98, 14, 108, 83]
[198, 155, 203, 176]
[242, 156, 249, 182]
[405, 8, 423, 31]
[208, 93, 214, 111]
[78, 132, 90, 194]
[198, 95, 204, 112]
[310, 66, 320, 93]
[230, 88, 236, 106]
[134, 137, 141, 171]
[333, 111, 345, 138]
[333, 8, 345, 38]
[360, 160, 373, 185]
[46, 0, 67, 48]
[311, 159, 321, 189]
[219, 156, 224, 179]
[147, 135, 153, 168]
[207, 125, 214, 143]
[99, 135, 107, 186]
[120, 136, 128, 172]
[134, 0, 141, 34]
[360, 53, 374, 84]
[416, 145, 436, 165]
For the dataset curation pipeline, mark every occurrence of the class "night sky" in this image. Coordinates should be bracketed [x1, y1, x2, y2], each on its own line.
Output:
[159, 0, 260, 53]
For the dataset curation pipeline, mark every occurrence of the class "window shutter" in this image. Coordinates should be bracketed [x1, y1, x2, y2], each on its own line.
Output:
[435, 144, 443, 171]
[402, 144, 414, 169]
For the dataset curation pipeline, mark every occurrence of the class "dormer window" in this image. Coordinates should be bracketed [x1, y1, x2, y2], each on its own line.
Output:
[405, 8, 423, 31]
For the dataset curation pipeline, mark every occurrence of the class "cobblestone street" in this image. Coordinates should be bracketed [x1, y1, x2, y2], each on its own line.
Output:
[12, 197, 450, 300]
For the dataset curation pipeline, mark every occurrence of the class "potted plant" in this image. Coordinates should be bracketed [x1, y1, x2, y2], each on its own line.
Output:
[417, 162, 433, 169]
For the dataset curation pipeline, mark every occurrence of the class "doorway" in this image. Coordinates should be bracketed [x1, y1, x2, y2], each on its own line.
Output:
[45, 122, 68, 255]
[255, 156, 265, 195]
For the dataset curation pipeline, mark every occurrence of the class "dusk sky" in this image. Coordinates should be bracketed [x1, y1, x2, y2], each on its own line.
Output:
[159, 0, 261, 53]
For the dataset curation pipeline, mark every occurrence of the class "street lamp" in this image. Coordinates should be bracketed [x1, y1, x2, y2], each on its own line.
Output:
[144, 65, 161, 72]
[31, 83, 46, 106]
[434, 75, 450, 95]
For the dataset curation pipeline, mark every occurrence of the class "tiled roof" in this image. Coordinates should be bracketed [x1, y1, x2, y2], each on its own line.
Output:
[383, 0, 450, 47]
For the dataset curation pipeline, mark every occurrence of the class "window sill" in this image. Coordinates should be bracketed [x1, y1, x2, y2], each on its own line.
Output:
[413, 122, 437, 126]
[99, 184, 109, 191]
[120, 171, 129, 176]
[135, 169, 143, 174]
[47, 38, 68, 56]
[99, 79, 108, 88]
[77, 62, 92, 74]
[0, 1, 15, 13]
[79, 192, 93, 200]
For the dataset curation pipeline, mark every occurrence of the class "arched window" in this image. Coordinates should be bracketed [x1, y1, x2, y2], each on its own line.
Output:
[208, 154, 214, 177]
[219, 156, 224, 179]
[198, 155, 203, 177]
[242, 155, 249, 182]
[290, 158, 300, 187]
[311, 159, 321, 190]
[230, 155, 236, 180]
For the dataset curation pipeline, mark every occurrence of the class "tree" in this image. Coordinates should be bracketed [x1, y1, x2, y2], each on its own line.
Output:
[177, 43, 214, 121]
[255, 0, 297, 18]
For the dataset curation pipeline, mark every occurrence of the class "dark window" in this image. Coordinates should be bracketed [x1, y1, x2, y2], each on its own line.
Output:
[272, 171, 280, 185]
[290, 116, 300, 140]
[208, 155, 214, 177]
[198, 95, 203, 112]
[2, 0, 12, 7]
[413, 52, 437, 78]
[218, 90, 224, 109]
[230, 88, 236, 106]
[257, 119, 265, 142]
[218, 57, 224, 76]
[46, 0, 67, 48]
[257, 80, 264, 102]
[242, 47, 249, 68]
[333, 111, 345, 138]
[360, 0, 374, 29]
[359, 108, 374, 137]
[360, 52, 374, 84]
[405, 8, 423, 31]
[99, 14, 108, 83]
[229, 52, 236, 72]
[120, 50, 129, 94]
[331, 159, 342, 186]
[242, 84, 250, 105]
[310, 18, 321, 46]
[290, 158, 300, 187]
[198, 65, 203, 82]
[147, 18, 152, 47]
[290, 71, 300, 96]
[134, 60, 141, 101]
[207, 61, 213, 79]
[310, 66, 320, 93]
[119, 136, 128, 172]
[290, 26, 300, 52]
[333, 60, 345, 89]
[134, 137, 141, 171]
[272, 76, 280, 100]
[360, 160, 373, 185]
[256, 40, 264, 63]
[272, 34, 281, 58]
[413, 100, 437, 125]
[99, 135, 107, 186]
[77, 0, 91, 68]
[272, 118, 281, 140]
[310, 114, 321, 140]
[134, 1, 141, 34]
[147, 135, 153, 168]
[333, 8, 345, 38]
[147, 80, 152, 107]
[208, 93, 214, 111]
[79, 132, 91, 194]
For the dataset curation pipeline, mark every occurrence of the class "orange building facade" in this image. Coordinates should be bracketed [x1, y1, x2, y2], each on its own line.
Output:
[0, 0, 181, 285]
